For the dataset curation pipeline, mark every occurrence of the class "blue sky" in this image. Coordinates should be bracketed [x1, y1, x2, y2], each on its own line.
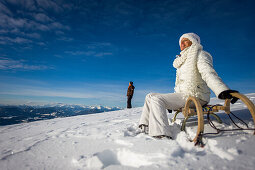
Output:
[0, 0, 254, 107]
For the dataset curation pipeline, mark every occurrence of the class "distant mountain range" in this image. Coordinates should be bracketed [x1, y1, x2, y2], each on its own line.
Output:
[0, 104, 122, 126]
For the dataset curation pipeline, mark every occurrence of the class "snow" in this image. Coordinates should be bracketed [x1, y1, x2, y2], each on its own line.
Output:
[0, 94, 255, 169]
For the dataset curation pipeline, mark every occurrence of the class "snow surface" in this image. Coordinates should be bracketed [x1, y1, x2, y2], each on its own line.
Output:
[0, 94, 255, 169]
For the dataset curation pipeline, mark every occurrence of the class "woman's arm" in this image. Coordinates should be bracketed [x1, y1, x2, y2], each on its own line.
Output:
[197, 51, 229, 97]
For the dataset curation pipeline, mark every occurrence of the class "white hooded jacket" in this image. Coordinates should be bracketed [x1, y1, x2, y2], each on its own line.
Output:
[174, 33, 229, 103]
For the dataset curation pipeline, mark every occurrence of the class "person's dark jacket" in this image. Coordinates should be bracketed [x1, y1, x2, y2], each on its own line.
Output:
[127, 85, 135, 97]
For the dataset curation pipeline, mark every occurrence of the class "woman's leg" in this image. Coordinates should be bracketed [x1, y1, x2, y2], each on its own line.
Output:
[148, 93, 186, 136]
[139, 92, 208, 137]
[158, 93, 186, 110]
[139, 93, 159, 126]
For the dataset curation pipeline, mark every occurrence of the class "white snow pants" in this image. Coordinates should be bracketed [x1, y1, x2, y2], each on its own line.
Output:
[139, 93, 207, 137]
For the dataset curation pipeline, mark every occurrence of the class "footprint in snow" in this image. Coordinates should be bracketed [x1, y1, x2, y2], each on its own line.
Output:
[84, 148, 163, 169]
[114, 139, 133, 147]
[123, 125, 142, 137]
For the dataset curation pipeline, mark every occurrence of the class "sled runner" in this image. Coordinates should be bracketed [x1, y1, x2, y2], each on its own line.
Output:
[172, 92, 255, 147]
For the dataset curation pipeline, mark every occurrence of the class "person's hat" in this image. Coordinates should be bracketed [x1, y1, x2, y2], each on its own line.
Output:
[179, 33, 200, 46]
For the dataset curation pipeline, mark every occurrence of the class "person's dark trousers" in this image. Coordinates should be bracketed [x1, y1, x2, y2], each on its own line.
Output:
[127, 95, 132, 108]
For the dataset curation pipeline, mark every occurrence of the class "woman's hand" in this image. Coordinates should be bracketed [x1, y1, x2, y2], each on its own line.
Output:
[218, 90, 239, 104]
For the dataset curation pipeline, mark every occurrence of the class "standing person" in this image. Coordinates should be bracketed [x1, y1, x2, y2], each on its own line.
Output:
[138, 33, 238, 139]
[127, 81, 135, 108]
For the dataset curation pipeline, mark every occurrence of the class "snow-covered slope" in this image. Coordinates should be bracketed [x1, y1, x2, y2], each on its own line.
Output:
[0, 94, 255, 169]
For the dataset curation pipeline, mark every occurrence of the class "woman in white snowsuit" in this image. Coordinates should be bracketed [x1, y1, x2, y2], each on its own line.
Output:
[139, 33, 237, 138]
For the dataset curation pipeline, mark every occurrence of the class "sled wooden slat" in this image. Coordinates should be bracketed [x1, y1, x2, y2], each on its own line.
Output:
[181, 105, 229, 115]
[173, 92, 255, 146]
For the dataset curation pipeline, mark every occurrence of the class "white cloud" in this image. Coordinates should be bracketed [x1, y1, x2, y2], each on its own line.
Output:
[55, 30, 65, 35]
[0, 1, 71, 46]
[87, 42, 113, 48]
[0, 36, 32, 44]
[50, 22, 70, 30]
[6, 0, 37, 11]
[63, 42, 115, 59]
[0, 57, 53, 70]
[26, 32, 41, 39]
[0, 2, 12, 15]
[0, 14, 26, 28]
[6, 0, 74, 13]
[95, 52, 113, 57]
[36, 0, 64, 13]
[57, 37, 73, 42]
[14, 37, 32, 43]
[0, 13, 50, 32]
[0, 29, 9, 34]
[0, 81, 123, 100]
[65, 50, 113, 58]
[37, 42, 46, 46]
[34, 13, 53, 22]
[65, 51, 93, 56]
[2, 88, 95, 99]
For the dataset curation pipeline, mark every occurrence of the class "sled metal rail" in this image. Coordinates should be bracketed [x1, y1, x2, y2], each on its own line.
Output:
[172, 93, 255, 146]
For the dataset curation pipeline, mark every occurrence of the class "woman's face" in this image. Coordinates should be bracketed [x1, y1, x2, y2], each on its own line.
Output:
[180, 38, 192, 51]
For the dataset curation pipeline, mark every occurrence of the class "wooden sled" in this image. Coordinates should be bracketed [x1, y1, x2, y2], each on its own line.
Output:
[171, 92, 255, 146]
